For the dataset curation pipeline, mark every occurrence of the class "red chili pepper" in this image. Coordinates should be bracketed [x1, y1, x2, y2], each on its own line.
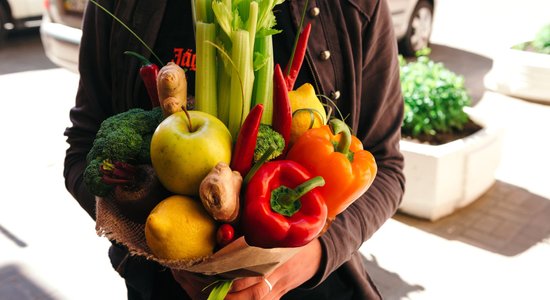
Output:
[272, 64, 292, 153]
[124, 51, 160, 108]
[230, 104, 263, 176]
[242, 160, 327, 248]
[216, 223, 236, 248]
[284, 22, 312, 91]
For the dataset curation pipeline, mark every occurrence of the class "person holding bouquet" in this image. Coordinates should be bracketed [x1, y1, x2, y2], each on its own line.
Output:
[63, 0, 405, 299]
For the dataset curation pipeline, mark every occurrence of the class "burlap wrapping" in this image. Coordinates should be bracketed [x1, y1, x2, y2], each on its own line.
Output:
[95, 197, 302, 277]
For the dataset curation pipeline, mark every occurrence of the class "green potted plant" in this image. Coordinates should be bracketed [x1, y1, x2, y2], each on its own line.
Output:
[400, 49, 481, 145]
[485, 23, 550, 102]
[513, 23, 550, 54]
[398, 50, 504, 221]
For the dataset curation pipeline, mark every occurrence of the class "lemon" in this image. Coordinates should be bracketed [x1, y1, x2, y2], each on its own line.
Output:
[145, 195, 217, 260]
[289, 83, 327, 145]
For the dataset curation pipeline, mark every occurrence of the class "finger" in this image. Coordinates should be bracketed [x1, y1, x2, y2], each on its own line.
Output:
[229, 276, 264, 293]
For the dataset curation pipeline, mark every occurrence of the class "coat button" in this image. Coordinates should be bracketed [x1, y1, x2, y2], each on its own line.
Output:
[309, 7, 320, 17]
[330, 90, 341, 100]
[320, 50, 331, 60]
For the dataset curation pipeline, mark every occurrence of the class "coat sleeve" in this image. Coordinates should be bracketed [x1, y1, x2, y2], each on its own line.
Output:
[307, 0, 405, 287]
[63, 0, 115, 220]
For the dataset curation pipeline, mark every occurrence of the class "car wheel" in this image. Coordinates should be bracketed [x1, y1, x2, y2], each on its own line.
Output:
[399, 0, 434, 57]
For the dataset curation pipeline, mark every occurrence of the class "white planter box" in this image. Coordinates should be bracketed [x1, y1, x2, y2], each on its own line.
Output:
[398, 126, 504, 221]
[484, 47, 550, 103]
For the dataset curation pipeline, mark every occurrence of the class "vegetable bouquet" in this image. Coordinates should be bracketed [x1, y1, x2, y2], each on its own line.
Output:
[86, 0, 378, 296]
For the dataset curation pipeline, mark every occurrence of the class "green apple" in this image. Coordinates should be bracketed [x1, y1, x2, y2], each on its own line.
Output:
[150, 111, 232, 196]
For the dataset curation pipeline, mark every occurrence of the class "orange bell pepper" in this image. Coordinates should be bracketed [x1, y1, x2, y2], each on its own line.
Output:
[286, 119, 377, 220]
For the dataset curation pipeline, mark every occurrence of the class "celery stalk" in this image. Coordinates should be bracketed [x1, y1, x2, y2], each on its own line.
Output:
[252, 35, 274, 125]
[217, 61, 232, 125]
[194, 0, 282, 134]
[195, 22, 218, 116]
[195, 0, 213, 22]
[228, 30, 253, 138]
[247, 2, 258, 55]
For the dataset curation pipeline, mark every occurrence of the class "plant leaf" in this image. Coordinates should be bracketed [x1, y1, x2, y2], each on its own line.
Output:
[212, 1, 233, 37]
[207, 280, 233, 300]
[88, 0, 163, 66]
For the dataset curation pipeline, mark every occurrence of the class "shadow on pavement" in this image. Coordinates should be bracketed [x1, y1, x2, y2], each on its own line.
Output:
[0, 224, 27, 248]
[394, 180, 550, 256]
[0, 264, 57, 300]
[362, 254, 425, 299]
[0, 28, 57, 74]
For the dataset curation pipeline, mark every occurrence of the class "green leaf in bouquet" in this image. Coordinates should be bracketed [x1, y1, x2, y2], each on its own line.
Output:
[257, 0, 284, 31]
[211, 1, 233, 37]
[206, 279, 234, 300]
[89, 0, 163, 66]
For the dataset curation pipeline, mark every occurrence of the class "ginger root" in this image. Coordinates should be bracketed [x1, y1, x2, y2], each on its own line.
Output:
[199, 162, 242, 223]
[157, 62, 187, 117]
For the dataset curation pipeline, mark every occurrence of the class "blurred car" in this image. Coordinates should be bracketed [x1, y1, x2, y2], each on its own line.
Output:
[40, 0, 85, 73]
[0, 0, 43, 45]
[40, 0, 435, 72]
[390, 0, 436, 56]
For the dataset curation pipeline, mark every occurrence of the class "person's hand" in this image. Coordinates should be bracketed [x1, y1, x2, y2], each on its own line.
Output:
[171, 238, 322, 299]
[225, 238, 322, 300]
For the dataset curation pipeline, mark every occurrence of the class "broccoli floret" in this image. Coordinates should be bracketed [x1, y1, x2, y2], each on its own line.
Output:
[88, 107, 162, 162]
[254, 124, 285, 162]
[95, 107, 163, 141]
[84, 158, 113, 197]
[84, 107, 163, 196]
[102, 128, 143, 162]
[86, 137, 105, 163]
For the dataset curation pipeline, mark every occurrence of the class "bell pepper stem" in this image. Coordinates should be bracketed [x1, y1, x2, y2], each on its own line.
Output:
[329, 119, 351, 156]
[243, 145, 276, 186]
[271, 176, 325, 217]
[287, 176, 325, 202]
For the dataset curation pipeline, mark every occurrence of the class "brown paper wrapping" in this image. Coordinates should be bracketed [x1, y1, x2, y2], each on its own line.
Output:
[95, 197, 302, 278]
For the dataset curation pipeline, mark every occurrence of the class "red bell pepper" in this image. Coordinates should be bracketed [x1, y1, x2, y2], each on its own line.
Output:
[124, 51, 160, 108]
[272, 64, 292, 153]
[230, 104, 264, 176]
[242, 160, 327, 248]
